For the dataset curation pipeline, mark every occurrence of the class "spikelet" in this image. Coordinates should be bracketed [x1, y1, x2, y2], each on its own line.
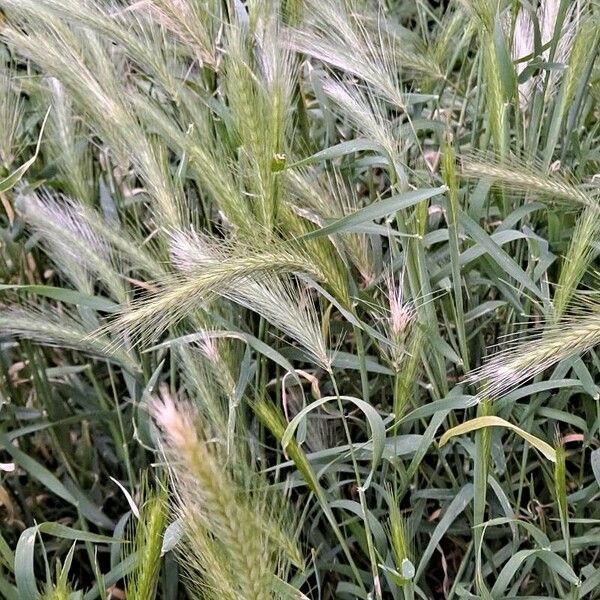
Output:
[18, 187, 163, 279]
[140, 0, 220, 67]
[469, 294, 600, 399]
[125, 479, 167, 600]
[1, 6, 187, 229]
[221, 8, 296, 237]
[553, 205, 600, 320]
[562, 17, 598, 110]
[0, 304, 138, 372]
[483, 33, 507, 156]
[40, 564, 72, 600]
[286, 167, 375, 286]
[320, 77, 402, 155]
[3, 0, 256, 235]
[0, 66, 24, 170]
[98, 227, 330, 348]
[286, 0, 442, 109]
[512, 0, 581, 111]
[15, 191, 126, 300]
[171, 231, 331, 370]
[369, 270, 418, 373]
[461, 154, 594, 208]
[386, 485, 414, 586]
[44, 77, 94, 205]
[150, 387, 300, 599]
[176, 331, 242, 454]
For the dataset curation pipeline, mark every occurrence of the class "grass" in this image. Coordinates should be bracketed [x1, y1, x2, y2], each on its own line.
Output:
[0, 0, 599, 598]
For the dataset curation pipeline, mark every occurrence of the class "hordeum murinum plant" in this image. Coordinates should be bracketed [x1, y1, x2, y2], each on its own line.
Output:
[0, 0, 599, 598]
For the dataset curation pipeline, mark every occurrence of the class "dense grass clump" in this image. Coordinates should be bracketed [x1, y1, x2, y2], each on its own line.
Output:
[0, 0, 600, 598]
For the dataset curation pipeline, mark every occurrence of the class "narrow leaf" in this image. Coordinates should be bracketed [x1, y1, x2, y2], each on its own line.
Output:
[299, 186, 447, 241]
[439, 416, 556, 462]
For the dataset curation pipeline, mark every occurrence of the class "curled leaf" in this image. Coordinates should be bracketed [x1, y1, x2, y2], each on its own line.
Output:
[439, 416, 556, 462]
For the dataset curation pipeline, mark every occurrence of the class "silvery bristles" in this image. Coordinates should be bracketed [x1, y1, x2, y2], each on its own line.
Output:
[0, 66, 24, 170]
[140, 0, 220, 67]
[512, 0, 580, 112]
[101, 229, 328, 347]
[44, 76, 94, 205]
[18, 189, 164, 281]
[553, 205, 600, 321]
[469, 295, 600, 399]
[461, 0, 500, 31]
[1, 0, 222, 203]
[150, 387, 301, 600]
[286, 167, 375, 286]
[15, 191, 126, 301]
[0, 304, 138, 372]
[1, 3, 188, 229]
[170, 231, 331, 371]
[370, 270, 418, 372]
[176, 332, 244, 457]
[384, 271, 417, 371]
[319, 76, 405, 179]
[461, 154, 593, 208]
[286, 0, 442, 109]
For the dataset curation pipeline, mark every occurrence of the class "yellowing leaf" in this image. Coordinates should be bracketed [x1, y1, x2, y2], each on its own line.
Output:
[439, 416, 556, 462]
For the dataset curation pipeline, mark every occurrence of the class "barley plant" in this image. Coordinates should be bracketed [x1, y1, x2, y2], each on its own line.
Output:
[1, 0, 600, 598]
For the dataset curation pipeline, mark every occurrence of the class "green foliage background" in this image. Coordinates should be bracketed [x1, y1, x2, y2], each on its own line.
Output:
[0, 0, 599, 598]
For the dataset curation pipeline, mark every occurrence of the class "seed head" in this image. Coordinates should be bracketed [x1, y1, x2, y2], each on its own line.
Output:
[386, 273, 415, 335]
[149, 384, 197, 450]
